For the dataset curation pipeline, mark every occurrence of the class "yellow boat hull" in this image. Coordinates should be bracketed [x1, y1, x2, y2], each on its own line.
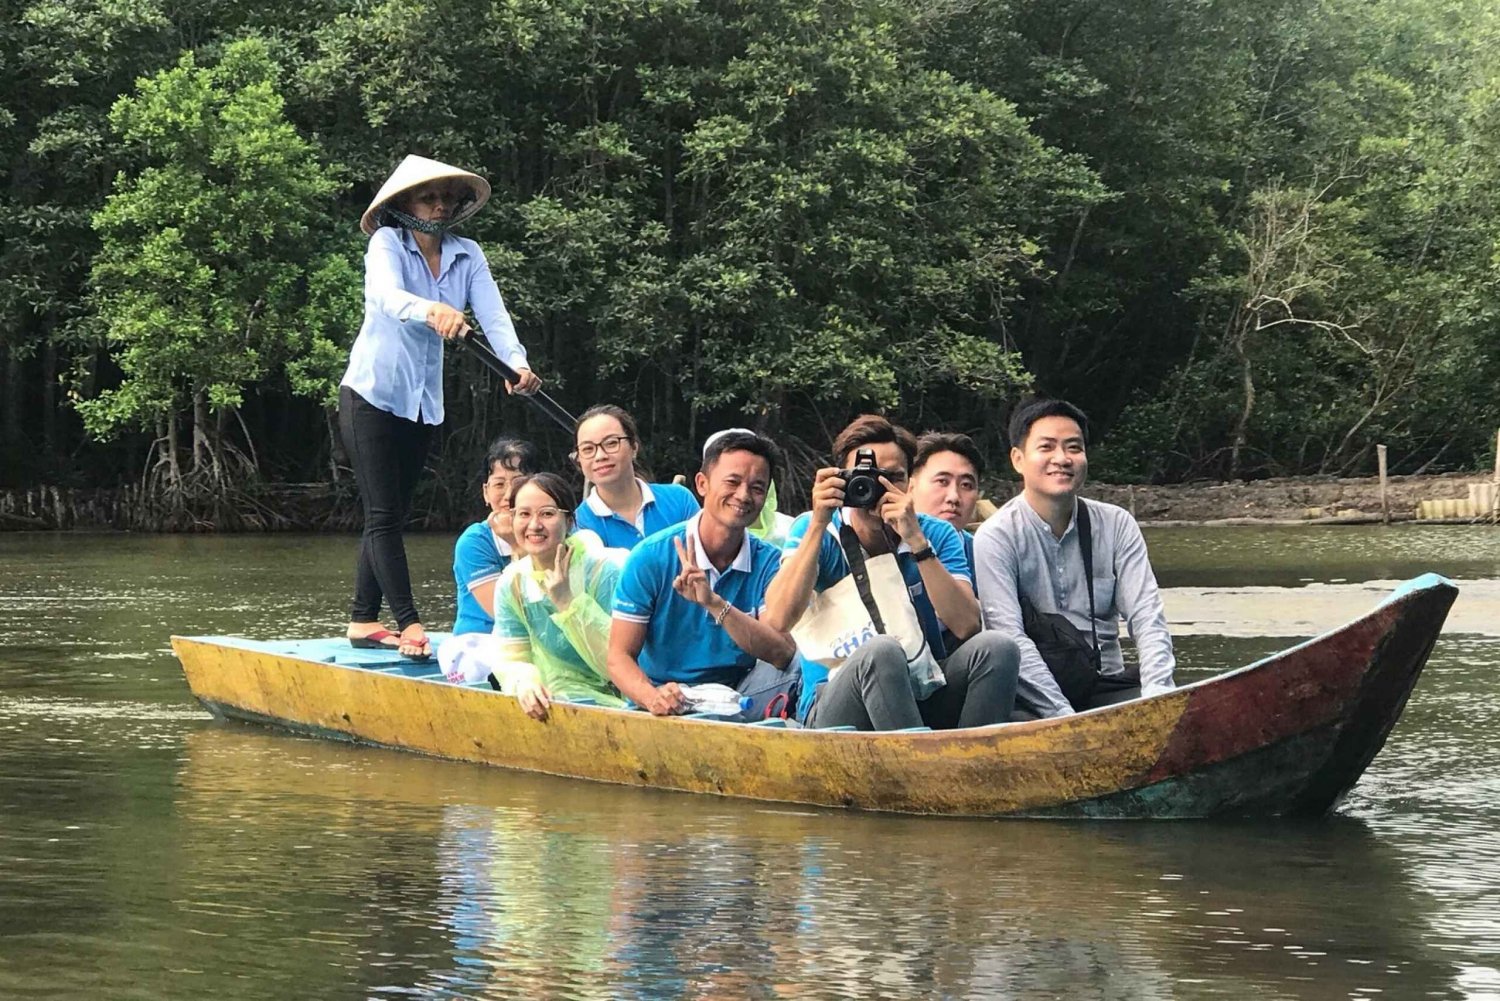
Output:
[171, 574, 1455, 818]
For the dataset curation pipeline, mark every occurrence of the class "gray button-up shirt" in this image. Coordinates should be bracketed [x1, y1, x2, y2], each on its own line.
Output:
[973, 495, 1175, 717]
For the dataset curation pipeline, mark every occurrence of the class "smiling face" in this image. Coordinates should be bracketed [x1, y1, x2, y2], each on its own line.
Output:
[911, 450, 980, 529]
[482, 459, 527, 540]
[511, 481, 570, 560]
[695, 449, 771, 533]
[1010, 415, 1087, 501]
[574, 414, 638, 490]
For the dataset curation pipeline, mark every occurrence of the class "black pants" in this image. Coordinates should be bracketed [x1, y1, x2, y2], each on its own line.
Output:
[339, 386, 431, 630]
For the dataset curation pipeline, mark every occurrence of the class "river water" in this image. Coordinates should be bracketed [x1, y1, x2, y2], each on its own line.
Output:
[1, 526, 1497, 999]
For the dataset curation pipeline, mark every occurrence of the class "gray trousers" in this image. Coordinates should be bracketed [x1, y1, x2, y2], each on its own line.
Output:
[805, 632, 1021, 731]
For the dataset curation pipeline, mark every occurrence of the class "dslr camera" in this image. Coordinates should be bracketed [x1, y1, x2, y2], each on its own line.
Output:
[839, 448, 887, 510]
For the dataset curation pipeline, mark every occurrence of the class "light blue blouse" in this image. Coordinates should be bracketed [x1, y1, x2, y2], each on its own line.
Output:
[340, 226, 527, 425]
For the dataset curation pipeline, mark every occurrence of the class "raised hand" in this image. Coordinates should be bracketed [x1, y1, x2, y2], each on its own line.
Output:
[671, 533, 716, 610]
[543, 541, 573, 609]
[808, 466, 846, 527]
[877, 475, 925, 549]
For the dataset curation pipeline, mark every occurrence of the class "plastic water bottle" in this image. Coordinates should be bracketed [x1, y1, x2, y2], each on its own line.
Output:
[677, 684, 751, 717]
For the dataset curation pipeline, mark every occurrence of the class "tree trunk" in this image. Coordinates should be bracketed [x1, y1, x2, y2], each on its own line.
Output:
[40, 340, 57, 462]
[192, 390, 212, 474]
[2, 341, 21, 450]
[166, 415, 182, 486]
[1228, 339, 1255, 479]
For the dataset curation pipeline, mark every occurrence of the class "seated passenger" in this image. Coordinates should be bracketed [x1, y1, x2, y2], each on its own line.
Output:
[910, 431, 984, 577]
[607, 431, 797, 717]
[493, 473, 628, 719]
[763, 415, 1020, 731]
[452, 436, 540, 635]
[439, 436, 539, 683]
[973, 398, 1176, 717]
[572, 404, 699, 548]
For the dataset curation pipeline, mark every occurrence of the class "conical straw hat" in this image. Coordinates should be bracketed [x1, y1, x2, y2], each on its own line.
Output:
[361, 154, 491, 235]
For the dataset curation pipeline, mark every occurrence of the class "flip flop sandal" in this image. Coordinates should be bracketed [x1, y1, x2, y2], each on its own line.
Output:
[349, 629, 401, 650]
[398, 637, 433, 662]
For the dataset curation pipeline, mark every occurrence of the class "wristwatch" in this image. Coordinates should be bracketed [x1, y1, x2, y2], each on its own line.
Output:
[911, 545, 937, 563]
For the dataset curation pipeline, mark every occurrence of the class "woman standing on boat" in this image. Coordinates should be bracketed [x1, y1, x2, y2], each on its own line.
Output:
[571, 404, 699, 549]
[343, 155, 542, 660]
[495, 474, 627, 717]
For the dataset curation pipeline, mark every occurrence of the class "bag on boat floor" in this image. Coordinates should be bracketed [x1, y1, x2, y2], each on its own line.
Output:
[790, 523, 944, 704]
[735, 658, 802, 722]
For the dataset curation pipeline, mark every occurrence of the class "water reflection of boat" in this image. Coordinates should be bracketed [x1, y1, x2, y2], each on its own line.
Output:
[175, 732, 1467, 1000]
[171, 575, 1456, 819]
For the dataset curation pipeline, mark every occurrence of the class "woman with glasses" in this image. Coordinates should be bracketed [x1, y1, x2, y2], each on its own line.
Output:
[570, 404, 699, 549]
[343, 155, 543, 661]
[493, 474, 628, 718]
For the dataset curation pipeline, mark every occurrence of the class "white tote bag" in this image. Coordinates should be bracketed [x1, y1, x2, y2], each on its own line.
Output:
[790, 525, 945, 700]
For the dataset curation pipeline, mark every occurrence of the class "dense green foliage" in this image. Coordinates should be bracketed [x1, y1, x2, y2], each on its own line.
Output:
[3, 0, 1498, 500]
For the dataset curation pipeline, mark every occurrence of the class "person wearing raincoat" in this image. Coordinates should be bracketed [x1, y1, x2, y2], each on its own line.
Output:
[494, 473, 628, 717]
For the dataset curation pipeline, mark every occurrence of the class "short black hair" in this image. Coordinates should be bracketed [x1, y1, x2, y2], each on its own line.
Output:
[484, 436, 541, 479]
[1007, 398, 1090, 449]
[830, 414, 919, 471]
[913, 432, 984, 478]
[701, 430, 783, 480]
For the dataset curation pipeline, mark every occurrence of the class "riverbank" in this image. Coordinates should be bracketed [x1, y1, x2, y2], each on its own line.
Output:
[4, 471, 1496, 531]
[990, 471, 1497, 526]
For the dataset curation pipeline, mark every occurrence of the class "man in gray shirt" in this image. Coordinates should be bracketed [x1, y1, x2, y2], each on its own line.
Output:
[973, 399, 1175, 717]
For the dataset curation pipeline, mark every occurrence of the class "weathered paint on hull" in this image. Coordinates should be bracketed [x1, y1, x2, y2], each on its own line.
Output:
[172, 576, 1456, 819]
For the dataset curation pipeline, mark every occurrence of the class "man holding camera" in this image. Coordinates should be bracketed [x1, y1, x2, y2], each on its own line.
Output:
[763, 415, 1020, 730]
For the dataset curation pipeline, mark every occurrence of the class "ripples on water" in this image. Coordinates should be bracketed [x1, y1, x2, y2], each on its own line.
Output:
[1, 529, 1498, 999]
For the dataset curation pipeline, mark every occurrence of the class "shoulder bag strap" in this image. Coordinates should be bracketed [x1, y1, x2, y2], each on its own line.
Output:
[838, 522, 887, 635]
[1076, 498, 1100, 668]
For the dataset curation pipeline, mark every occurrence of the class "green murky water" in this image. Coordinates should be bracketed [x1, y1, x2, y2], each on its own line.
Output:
[1, 526, 1497, 999]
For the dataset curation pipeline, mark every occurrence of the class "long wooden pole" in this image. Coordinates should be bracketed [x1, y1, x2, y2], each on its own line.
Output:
[1377, 444, 1389, 525]
[454, 331, 578, 434]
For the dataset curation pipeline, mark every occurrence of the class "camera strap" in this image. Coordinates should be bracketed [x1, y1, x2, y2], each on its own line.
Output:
[1077, 498, 1100, 669]
[837, 522, 887, 635]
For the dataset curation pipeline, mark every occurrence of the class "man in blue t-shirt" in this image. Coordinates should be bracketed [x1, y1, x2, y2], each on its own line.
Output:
[910, 431, 984, 578]
[608, 431, 797, 717]
[764, 415, 1020, 731]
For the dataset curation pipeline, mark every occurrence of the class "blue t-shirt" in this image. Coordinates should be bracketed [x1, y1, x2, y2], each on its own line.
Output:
[574, 480, 700, 550]
[783, 511, 973, 661]
[961, 528, 976, 579]
[452, 520, 512, 635]
[612, 514, 782, 684]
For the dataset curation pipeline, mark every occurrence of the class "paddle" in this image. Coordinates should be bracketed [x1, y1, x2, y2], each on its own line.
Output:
[454, 330, 577, 434]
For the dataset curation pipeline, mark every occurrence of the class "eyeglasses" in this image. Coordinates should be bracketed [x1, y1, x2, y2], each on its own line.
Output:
[572, 434, 632, 462]
[513, 506, 564, 521]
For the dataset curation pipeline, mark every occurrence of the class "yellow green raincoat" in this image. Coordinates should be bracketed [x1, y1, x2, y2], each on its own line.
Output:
[492, 530, 627, 707]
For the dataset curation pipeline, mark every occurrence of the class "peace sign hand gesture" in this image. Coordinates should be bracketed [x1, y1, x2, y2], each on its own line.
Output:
[672, 533, 716, 610]
[543, 540, 573, 610]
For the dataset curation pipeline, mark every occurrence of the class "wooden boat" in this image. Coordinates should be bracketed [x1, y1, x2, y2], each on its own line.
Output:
[172, 573, 1456, 819]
